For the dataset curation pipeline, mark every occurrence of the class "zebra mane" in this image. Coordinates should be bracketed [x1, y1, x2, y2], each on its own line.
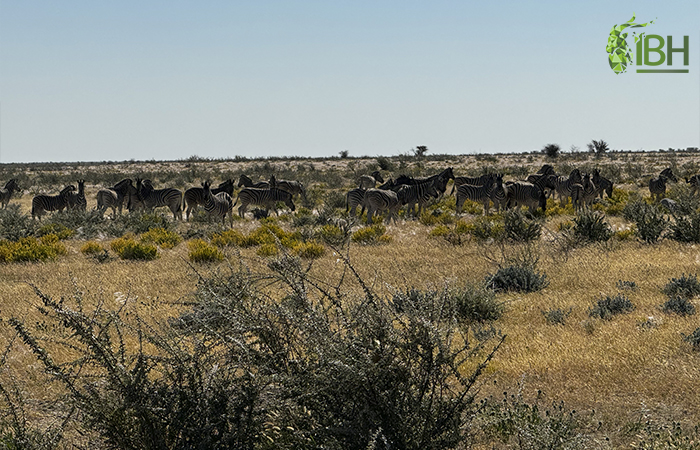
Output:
[60, 185, 76, 195]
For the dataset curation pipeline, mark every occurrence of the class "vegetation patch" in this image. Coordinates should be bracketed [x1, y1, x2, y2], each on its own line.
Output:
[140, 227, 183, 249]
[0, 234, 67, 263]
[110, 235, 158, 260]
[188, 239, 224, 263]
[662, 274, 700, 300]
[572, 209, 613, 243]
[292, 241, 325, 259]
[486, 263, 549, 293]
[351, 224, 392, 245]
[589, 294, 635, 320]
[36, 222, 75, 240]
[661, 296, 696, 317]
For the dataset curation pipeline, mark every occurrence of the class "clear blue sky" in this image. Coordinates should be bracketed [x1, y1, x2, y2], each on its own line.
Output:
[1, 1, 698, 162]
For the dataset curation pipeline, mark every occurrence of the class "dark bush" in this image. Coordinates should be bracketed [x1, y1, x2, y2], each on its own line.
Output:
[504, 209, 542, 242]
[486, 263, 549, 293]
[0, 205, 36, 241]
[589, 294, 635, 320]
[572, 209, 612, 243]
[630, 203, 667, 243]
[661, 297, 696, 316]
[452, 284, 504, 323]
[683, 327, 700, 350]
[616, 280, 638, 291]
[542, 307, 572, 325]
[662, 274, 700, 300]
[541, 143, 561, 159]
[376, 156, 395, 172]
[669, 211, 700, 243]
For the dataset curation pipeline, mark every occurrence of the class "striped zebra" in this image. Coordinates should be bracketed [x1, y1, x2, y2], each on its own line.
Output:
[132, 178, 183, 220]
[346, 188, 367, 216]
[506, 182, 547, 213]
[580, 173, 597, 208]
[0, 179, 20, 209]
[202, 181, 234, 226]
[490, 174, 508, 212]
[686, 175, 700, 196]
[553, 169, 583, 206]
[526, 173, 558, 197]
[96, 178, 133, 218]
[536, 164, 557, 176]
[570, 183, 585, 211]
[275, 179, 307, 200]
[396, 178, 439, 217]
[455, 175, 495, 215]
[234, 187, 295, 218]
[183, 179, 234, 220]
[238, 174, 270, 189]
[592, 169, 613, 199]
[396, 167, 454, 198]
[31, 185, 75, 219]
[450, 173, 492, 196]
[364, 188, 401, 224]
[649, 168, 677, 201]
[67, 180, 87, 211]
[358, 171, 384, 189]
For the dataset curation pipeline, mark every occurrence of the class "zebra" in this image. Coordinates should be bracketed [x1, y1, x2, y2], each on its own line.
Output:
[234, 188, 295, 218]
[238, 174, 270, 189]
[450, 173, 492, 196]
[592, 169, 613, 199]
[132, 178, 183, 220]
[536, 164, 557, 176]
[649, 168, 677, 201]
[96, 178, 134, 218]
[396, 178, 439, 217]
[346, 188, 367, 217]
[570, 183, 585, 211]
[364, 188, 401, 224]
[67, 180, 87, 211]
[527, 173, 558, 198]
[455, 175, 495, 215]
[490, 174, 508, 212]
[0, 179, 20, 209]
[506, 182, 547, 213]
[275, 179, 307, 200]
[31, 185, 75, 219]
[202, 180, 234, 226]
[358, 171, 384, 189]
[396, 167, 454, 198]
[686, 174, 700, 196]
[183, 179, 234, 220]
[580, 173, 597, 208]
[553, 169, 583, 206]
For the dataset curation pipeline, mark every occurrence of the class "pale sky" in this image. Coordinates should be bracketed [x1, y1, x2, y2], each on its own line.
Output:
[1, 1, 699, 163]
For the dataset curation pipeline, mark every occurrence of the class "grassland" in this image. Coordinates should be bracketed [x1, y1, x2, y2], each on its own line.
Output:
[2, 149, 700, 448]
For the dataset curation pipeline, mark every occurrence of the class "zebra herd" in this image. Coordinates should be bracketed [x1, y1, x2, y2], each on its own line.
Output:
[14, 175, 306, 223]
[0, 164, 692, 225]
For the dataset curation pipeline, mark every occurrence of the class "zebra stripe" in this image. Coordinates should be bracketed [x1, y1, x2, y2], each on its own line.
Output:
[32, 185, 75, 219]
[490, 174, 508, 212]
[275, 180, 307, 199]
[536, 164, 557, 176]
[358, 171, 384, 189]
[234, 188, 296, 218]
[184, 179, 234, 220]
[96, 178, 133, 218]
[0, 179, 20, 209]
[580, 173, 597, 208]
[396, 167, 454, 198]
[346, 188, 366, 216]
[592, 170, 613, 199]
[649, 169, 677, 201]
[133, 178, 183, 220]
[686, 175, 700, 196]
[238, 174, 270, 189]
[553, 169, 583, 206]
[364, 188, 400, 224]
[67, 180, 87, 211]
[396, 179, 439, 216]
[450, 173, 492, 196]
[455, 176, 495, 214]
[570, 183, 585, 211]
[202, 181, 234, 226]
[506, 182, 547, 213]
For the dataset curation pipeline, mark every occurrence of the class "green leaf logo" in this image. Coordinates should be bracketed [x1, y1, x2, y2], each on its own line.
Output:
[606, 13, 655, 74]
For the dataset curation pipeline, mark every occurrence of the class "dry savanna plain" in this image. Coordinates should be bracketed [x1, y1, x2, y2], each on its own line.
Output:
[2, 150, 700, 448]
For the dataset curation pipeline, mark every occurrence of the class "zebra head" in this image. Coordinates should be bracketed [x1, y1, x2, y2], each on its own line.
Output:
[217, 179, 235, 196]
[569, 169, 582, 183]
[59, 185, 76, 196]
[113, 178, 133, 196]
[4, 179, 19, 192]
[238, 174, 253, 188]
[537, 164, 556, 176]
[201, 180, 213, 197]
[441, 167, 455, 181]
[282, 191, 295, 212]
[77, 180, 85, 195]
[371, 171, 384, 183]
[660, 168, 678, 182]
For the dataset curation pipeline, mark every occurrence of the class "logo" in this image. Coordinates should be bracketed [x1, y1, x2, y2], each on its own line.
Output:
[606, 13, 689, 74]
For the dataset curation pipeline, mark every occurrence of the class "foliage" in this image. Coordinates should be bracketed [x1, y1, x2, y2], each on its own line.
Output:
[616, 280, 638, 291]
[0, 235, 67, 263]
[412, 145, 429, 158]
[110, 235, 158, 260]
[683, 327, 700, 350]
[0, 205, 36, 241]
[629, 420, 700, 449]
[292, 241, 326, 259]
[105, 212, 171, 237]
[351, 224, 392, 245]
[661, 274, 700, 300]
[188, 239, 224, 263]
[541, 143, 561, 159]
[317, 223, 349, 246]
[80, 241, 105, 255]
[587, 139, 609, 157]
[376, 156, 395, 171]
[669, 211, 700, 243]
[486, 263, 549, 293]
[471, 216, 505, 241]
[504, 209, 542, 242]
[36, 222, 75, 240]
[589, 294, 635, 320]
[211, 229, 247, 247]
[661, 296, 696, 317]
[140, 227, 183, 249]
[630, 203, 667, 243]
[542, 307, 572, 325]
[572, 209, 612, 243]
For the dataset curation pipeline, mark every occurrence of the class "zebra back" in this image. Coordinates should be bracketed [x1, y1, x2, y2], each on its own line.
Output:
[0, 179, 20, 208]
[455, 175, 495, 214]
[234, 187, 295, 218]
[202, 181, 233, 225]
[396, 179, 439, 216]
[184, 179, 235, 220]
[67, 180, 87, 211]
[450, 173, 491, 195]
[506, 182, 547, 212]
[32, 185, 75, 219]
[364, 188, 400, 224]
[135, 178, 183, 220]
[346, 188, 366, 216]
[238, 174, 270, 189]
[275, 180, 306, 199]
[96, 189, 119, 217]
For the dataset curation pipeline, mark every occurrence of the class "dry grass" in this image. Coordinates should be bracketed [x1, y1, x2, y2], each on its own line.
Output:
[2, 151, 700, 446]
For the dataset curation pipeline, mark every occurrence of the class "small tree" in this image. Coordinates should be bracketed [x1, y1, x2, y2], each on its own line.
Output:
[339, 150, 349, 159]
[413, 145, 429, 158]
[541, 143, 561, 159]
[587, 139, 609, 158]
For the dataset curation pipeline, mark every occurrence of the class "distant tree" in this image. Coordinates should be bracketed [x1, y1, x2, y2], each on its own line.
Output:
[587, 139, 609, 158]
[569, 145, 580, 153]
[412, 145, 429, 158]
[541, 143, 561, 159]
[339, 150, 349, 159]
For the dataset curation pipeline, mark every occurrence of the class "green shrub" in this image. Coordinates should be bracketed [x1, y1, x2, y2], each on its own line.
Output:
[683, 327, 700, 350]
[256, 243, 279, 257]
[486, 264, 549, 293]
[188, 239, 224, 263]
[542, 307, 572, 325]
[616, 280, 638, 291]
[669, 211, 700, 243]
[80, 241, 104, 255]
[470, 216, 504, 241]
[211, 229, 248, 247]
[626, 202, 667, 243]
[36, 222, 75, 240]
[140, 227, 182, 249]
[451, 284, 504, 323]
[317, 223, 350, 247]
[661, 297, 696, 316]
[43, 209, 105, 239]
[504, 209, 542, 242]
[110, 235, 158, 260]
[572, 209, 613, 243]
[0, 205, 36, 241]
[589, 294, 635, 320]
[351, 224, 392, 245]
[0, 235, 67, 263]
[292, 241, 326, 259]
[662, 274, 700, 300]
